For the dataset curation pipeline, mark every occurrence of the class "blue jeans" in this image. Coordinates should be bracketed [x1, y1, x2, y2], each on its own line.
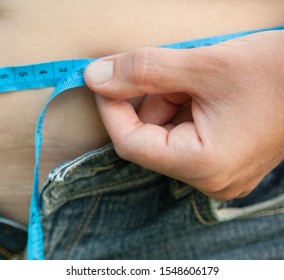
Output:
[0, 217, 27, 260]
[38, 143, 284, 259]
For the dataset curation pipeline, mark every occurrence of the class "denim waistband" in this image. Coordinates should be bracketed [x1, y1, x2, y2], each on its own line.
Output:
[40, 143, 195, 216]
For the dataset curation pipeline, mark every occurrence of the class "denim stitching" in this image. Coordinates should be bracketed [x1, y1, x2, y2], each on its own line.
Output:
[240, 207, 284, 219]
[43, 174, 164, 215]
[62, 194, 102, 259]
[192, 192, 284, 225]
[47, 143, 114, 181]
[190, 193, 217, 225]
[47, 164, 160, 194]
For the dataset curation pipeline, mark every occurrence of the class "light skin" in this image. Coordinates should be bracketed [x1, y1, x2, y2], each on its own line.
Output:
[85, 30, 284, 200]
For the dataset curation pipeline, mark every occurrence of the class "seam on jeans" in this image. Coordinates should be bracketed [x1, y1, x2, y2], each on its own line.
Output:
[48, 166, 160, 193]
[211, 191, 284, 222]
[47, 143, 115, 181]
[190, 193, 217, 226]
[62, 194, 102, 259]
[62, 164, 115, 182]
[191, 193, 284, 224]
[240, 207, 284, 219]
[43, 174, 163, 214]
[59, 161, 115, 182]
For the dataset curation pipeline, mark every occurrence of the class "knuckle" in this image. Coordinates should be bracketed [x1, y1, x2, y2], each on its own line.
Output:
[113, 137, 140, 164]
[130, 48, 150, 90]
[113, 139, 130, 160]
[130, 47, 161, 91]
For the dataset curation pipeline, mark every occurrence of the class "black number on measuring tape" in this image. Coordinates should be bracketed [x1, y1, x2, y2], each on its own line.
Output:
[76, 68, 85, 76]
[39, 70, 48, 75]
[59, 67, 68, 73]
[19, 72, 28, 77]
[0, 74, 9, 79]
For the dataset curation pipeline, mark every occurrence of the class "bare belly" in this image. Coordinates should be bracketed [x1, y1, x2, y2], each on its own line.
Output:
[0, 0, 283, 225]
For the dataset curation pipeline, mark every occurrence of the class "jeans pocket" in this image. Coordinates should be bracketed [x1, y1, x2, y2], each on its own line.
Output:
[191, 161, 284, 224]
[40, 143, 163, 217]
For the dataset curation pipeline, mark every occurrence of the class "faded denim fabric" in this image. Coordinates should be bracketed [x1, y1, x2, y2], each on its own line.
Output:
[40, 143, 284, 260]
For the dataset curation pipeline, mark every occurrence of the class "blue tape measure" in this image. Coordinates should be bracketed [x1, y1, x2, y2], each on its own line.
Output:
[0, 25, 283, 260]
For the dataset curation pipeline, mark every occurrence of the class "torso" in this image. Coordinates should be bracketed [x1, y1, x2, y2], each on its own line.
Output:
[0, 0, 283, 225]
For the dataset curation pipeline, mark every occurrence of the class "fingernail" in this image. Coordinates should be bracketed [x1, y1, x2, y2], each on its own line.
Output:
[87, 60, 114, 85]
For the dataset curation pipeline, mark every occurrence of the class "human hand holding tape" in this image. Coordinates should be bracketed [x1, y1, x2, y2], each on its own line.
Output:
[84, 30, 284, 201]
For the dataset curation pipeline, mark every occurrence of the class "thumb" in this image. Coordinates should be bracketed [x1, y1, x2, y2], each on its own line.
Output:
[84, 47, 210, 99]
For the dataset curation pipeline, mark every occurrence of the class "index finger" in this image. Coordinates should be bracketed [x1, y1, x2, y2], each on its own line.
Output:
[95, 94, 202, 177]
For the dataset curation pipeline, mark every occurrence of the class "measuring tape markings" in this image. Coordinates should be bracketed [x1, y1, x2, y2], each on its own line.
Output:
[29, 58, 95, 260]
[0, 25, 283, 260]
[0, 59, 89, 92]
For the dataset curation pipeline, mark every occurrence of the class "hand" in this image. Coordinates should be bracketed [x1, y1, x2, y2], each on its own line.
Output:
[84, 30, 284, 200]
